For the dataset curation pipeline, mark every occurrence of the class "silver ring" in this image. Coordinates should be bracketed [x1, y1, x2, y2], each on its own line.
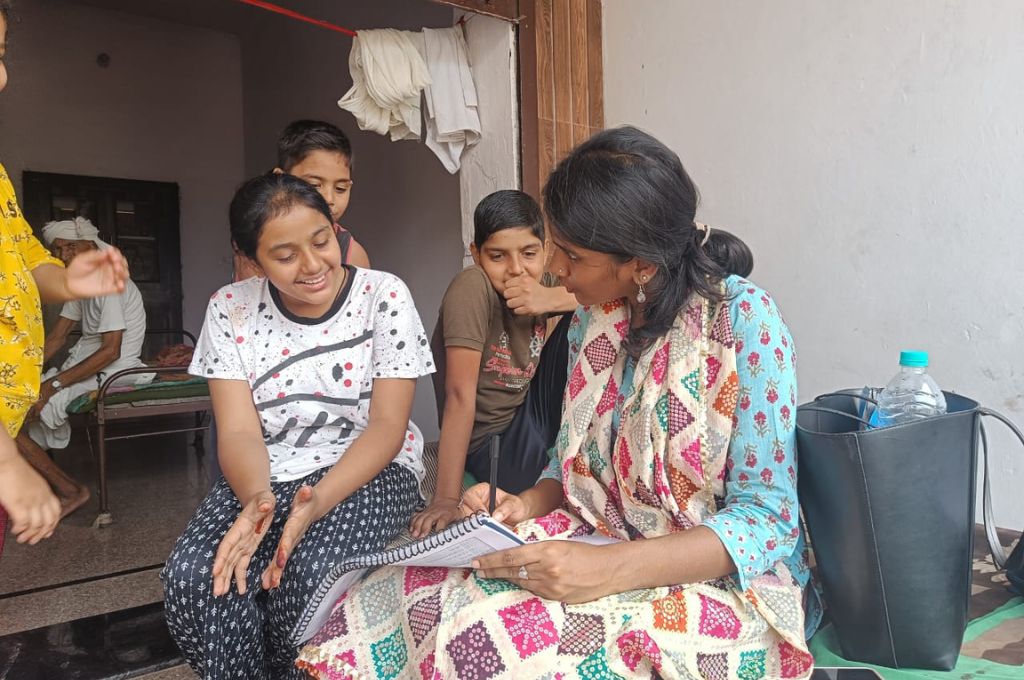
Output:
[518, 565, 529, 580]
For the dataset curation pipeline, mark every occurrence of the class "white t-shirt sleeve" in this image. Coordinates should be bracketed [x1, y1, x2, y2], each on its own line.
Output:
[60, 299, 83, 322]
[369, 275, 436, 380]
[94, 294, 128, 334]
[189, 289, 248, 381]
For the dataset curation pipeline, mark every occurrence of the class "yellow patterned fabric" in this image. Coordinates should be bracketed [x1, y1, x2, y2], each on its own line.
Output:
[0, 162, 63, 436]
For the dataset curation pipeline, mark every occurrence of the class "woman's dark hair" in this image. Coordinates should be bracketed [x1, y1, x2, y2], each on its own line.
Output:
[543, 125, 754, 355]
[277, 119, 353, 172]
[1, 1, 12, 22]
[229, 173, 333, 259]
[704, 228, 754, 278]
[473, 189, 544, 249]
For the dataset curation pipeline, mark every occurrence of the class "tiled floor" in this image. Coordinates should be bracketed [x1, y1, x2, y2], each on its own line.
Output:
[1, 417, 1020, 679]
[0, 418, 208, 679]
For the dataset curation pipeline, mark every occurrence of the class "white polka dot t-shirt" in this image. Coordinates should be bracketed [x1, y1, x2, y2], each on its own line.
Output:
[189, 267, 435, 484]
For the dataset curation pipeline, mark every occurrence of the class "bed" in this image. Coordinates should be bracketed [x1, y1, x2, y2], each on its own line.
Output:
[66, 330, 211, 527]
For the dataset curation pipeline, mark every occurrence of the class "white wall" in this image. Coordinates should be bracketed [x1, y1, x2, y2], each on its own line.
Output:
[0, 0, 245, 335]
[603, 0, 1024, 529]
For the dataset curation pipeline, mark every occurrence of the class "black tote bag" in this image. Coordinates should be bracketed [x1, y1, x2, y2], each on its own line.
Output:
[796, 390, 981, 670]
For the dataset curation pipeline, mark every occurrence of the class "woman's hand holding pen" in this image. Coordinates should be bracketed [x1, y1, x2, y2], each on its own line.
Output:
[460, 483, 529, 525]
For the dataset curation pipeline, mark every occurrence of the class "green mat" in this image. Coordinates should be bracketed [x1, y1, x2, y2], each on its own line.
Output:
[66, 377, 209, 414]
[810, 597, 1024, 679]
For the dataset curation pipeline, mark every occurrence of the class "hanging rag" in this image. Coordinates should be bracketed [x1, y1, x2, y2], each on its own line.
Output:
[421, 27, 481, 174]
[338, 28, 431, 142]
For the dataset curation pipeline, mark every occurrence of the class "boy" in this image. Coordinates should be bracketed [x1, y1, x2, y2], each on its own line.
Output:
[233, 120, 369, 280]
[411, 190, 576, 537]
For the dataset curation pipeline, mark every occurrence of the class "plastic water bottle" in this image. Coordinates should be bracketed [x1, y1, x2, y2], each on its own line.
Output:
[870, 350, 947, 428]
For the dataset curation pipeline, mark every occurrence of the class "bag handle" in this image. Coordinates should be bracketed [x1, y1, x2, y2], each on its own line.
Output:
[797, 391, 879, 428]
[977, 407, 1024, 569]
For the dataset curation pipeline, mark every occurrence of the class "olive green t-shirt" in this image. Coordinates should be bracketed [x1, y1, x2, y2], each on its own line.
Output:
[430, 266, 551, 452]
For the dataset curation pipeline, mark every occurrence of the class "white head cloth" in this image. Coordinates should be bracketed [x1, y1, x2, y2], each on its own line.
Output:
[41, 216, 111, 249]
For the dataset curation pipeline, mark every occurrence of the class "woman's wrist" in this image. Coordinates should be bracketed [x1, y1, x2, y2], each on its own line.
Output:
[519, 479, 561, 519]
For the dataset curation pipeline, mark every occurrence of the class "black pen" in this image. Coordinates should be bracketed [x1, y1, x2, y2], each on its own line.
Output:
[488, 434, 500, 515]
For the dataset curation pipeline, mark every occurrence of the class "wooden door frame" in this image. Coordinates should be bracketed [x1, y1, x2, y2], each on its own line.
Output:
[519, 0, 604, 200]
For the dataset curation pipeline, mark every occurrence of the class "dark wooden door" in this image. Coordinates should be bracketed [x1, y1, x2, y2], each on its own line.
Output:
[21, 171, 182, 356]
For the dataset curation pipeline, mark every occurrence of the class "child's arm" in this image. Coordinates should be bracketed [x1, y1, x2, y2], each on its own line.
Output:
[347, 239, 371, 268]
[209, 379, 273, 506]
[410, 345, 482, 537]
[31, 248, 129, 304]
[0, 428, 61, 545]
[206, 378, 278, 597]
[503, 274, 577, 316]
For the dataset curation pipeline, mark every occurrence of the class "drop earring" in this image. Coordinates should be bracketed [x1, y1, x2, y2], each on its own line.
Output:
[636, 279, 647, 304]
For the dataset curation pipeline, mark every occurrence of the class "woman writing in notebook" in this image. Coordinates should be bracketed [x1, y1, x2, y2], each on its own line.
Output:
[297, 127, 817, 679]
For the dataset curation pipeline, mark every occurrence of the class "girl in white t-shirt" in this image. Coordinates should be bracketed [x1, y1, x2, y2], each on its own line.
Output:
[162, 173, 434, 679]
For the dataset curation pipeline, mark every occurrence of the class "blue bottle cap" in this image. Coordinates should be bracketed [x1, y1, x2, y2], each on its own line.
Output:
[899, 350, 929, 368]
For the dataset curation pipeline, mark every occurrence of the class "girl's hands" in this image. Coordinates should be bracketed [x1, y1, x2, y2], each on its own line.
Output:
[261, 485, 318, 590]
[459, 483, 530, 524]
[211, 490, 275, 596]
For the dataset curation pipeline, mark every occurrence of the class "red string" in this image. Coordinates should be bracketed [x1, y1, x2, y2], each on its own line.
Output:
[235, 0, 357, 37]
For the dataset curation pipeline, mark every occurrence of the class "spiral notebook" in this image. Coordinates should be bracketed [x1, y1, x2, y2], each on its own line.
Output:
[290, 513, 525, 645]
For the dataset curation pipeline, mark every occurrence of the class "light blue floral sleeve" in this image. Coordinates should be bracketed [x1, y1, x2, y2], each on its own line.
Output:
[701, 277, 806, 592]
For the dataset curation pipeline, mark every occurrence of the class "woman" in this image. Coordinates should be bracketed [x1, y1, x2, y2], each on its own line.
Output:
[162, 173, 433, 679]
[297, 127, 816, 679]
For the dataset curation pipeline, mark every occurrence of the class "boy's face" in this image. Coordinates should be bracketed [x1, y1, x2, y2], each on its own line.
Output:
[282, 150, 352, 223]
[470, 226, 545, 296]
[1, 16, 8, 94]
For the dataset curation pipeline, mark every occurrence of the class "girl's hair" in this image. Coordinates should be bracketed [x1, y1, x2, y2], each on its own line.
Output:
[543, 125, 754, 355]
[473, 189, 544, 249]
[229, 173, 333, 260]
[1, 1, 12, 22]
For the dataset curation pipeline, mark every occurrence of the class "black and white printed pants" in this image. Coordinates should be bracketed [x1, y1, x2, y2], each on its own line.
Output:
[161, 463, 419, 679]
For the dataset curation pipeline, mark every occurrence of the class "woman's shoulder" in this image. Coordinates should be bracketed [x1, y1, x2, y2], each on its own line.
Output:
[724, 275, 782, 317]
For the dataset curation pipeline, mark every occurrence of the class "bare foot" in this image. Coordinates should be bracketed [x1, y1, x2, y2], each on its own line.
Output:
[59, 485, 91, 520]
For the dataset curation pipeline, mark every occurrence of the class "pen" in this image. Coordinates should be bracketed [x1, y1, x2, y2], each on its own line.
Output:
[488, 434, 500, 515]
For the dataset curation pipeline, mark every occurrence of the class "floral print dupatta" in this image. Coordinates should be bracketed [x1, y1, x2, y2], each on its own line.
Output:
[297, 291, 813, 680]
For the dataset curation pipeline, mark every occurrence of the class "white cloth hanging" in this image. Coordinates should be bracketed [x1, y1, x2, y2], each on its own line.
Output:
[421, 27, 481, 174]
[338, 28, 431, 142]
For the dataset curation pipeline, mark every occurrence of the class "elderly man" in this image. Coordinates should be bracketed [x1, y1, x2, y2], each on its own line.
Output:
[16, 217, 147, 517]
